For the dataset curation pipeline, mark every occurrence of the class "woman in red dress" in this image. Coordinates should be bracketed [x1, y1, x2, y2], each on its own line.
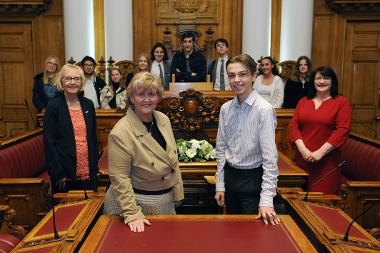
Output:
[289, 66, 352, 194]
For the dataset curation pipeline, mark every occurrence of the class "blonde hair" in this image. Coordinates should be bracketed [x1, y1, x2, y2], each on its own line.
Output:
[126, 71, 163, 106]
[56, 64, 86, 92]
[137, 53, 151, 71]
[43, 55, 60, 84]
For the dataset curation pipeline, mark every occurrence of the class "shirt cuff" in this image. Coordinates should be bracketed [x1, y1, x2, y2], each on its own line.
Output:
[259, 195, 274, 208]
[215, 182, 225, 192]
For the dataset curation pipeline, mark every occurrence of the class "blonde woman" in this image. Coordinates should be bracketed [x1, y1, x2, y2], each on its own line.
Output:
[104, 71, 184, 233]
[32, 55, 60, 112]
[44, 64, 98, 193]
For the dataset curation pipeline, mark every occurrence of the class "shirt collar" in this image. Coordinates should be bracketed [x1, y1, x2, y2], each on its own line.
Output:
[219, 55, 229, 62]
[232, 89, 257, 108]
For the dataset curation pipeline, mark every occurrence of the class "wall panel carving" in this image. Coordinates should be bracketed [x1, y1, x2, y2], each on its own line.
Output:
[133, 0, 242, 61]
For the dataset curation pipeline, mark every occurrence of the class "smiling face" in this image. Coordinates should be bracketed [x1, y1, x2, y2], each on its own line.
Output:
[227, 62, 256, 102]
[138, 56, 149, 71]
[111, 69, 122, 83]
[261, 58, 274, 75]
[61, 68, 82, 96]
[314, 72, 332, 95]
[130, 87, 159, 121]
[153, 47, 165, 63]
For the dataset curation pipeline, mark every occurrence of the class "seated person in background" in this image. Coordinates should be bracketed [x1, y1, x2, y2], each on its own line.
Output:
[170, 32, 207, 82]
[103, 72, 184, 233]
[100, 67, 127, 110]
[283, 56, 312, 108]
[208, 38, 230, 90]
[32, 55, 60, 113]
[150, 42, 171, 90]
[81, 56, 106, 109]
[289, 66, 352, 194]
[44, 64, 98, 193]
[254, 56, 284, 108]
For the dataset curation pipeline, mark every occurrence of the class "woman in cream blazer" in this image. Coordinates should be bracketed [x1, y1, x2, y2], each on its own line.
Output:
[104, 71, 184, 233]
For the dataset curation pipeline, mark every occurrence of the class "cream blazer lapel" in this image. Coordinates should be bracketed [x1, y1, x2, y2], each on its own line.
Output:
[127, 108, 176, 169]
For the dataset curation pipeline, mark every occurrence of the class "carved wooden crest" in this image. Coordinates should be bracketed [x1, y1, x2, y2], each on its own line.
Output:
[156, 0, 217, 24]
[157, 89, 227, 140]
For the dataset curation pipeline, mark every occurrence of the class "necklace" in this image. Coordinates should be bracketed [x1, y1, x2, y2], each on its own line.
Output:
[143, 121, 154, 133]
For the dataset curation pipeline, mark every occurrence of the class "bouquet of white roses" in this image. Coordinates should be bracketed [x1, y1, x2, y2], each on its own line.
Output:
[176, 139, 216, 162]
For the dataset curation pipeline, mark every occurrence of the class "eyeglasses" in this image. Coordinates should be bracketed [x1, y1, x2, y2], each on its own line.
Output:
[83, 63, 95, 67]
[62, 76, 81, 83]
[227, 71, 249, 80]
[47, 62, 58, 66]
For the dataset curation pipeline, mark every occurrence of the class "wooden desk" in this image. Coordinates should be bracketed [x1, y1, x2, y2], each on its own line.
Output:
[12, 198, 103, 253]
[79, 214, 317, 253]
[284, 196, 380, 252]
[98, 150, 308, 213]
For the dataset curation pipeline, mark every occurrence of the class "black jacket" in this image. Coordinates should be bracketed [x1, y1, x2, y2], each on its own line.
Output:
[32, 73, 54, 112]
[43, 93, 99, 191]
[93, 76, 106, 105]
[170, 51, 207, 82]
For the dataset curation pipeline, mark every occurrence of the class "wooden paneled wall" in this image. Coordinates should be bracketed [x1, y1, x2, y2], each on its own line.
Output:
[312, 0, 380, 139]
[132, 0, 243, 60]
[0, 0, 65, 139]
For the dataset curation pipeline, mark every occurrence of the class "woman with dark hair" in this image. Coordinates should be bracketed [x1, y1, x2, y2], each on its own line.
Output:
[254, 56, 284, 108]
[150, 42, 171, 90]
[32, 55, 60, 112]
[289, 66, 352, 194]
[283, 56, 312, 108]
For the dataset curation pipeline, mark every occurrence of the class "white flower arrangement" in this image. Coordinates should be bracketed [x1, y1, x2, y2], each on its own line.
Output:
[176, 139, 216, 162]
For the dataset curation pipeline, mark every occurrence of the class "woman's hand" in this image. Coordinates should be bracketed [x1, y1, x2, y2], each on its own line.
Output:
[299, 147, 312, 161]
[127, 218, 151, 232]
[294, 139, 311, 161]
[256, 206, 280, 225]
[308, 150, 324, 162]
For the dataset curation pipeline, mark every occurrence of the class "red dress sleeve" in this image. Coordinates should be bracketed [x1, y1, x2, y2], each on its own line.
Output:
[326, 96, 352, 148]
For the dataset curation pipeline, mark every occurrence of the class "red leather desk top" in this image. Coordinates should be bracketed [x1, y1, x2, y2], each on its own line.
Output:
[35, 203, 86, 236]
[87, 215, 312, 253]
[310, 204, 367, 240]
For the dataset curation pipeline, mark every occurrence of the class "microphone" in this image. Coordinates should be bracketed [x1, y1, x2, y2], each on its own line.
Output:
[84, 179, 89, 200]
[50, 184, 60, 240]
[304, 160, 346, 201]
[343, 198, 380, 242]
[24, 99, 37, 128]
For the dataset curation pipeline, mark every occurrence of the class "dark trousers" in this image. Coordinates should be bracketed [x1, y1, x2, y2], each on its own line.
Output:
[224, 163, 263, 214]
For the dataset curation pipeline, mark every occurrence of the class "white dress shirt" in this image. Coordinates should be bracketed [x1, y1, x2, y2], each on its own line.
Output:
[214, 55, 230, 90]
[215, 90, 279, 207]
[84, 76, 100, 108]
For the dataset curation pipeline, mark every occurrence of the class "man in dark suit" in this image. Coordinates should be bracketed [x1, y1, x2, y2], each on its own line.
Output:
[170, 32, 207, 82]
[81, 56, 106, 108]
[208, 38, 230, 90]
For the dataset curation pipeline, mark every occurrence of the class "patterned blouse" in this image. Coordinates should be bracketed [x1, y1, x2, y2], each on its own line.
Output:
[69, 108, 89, 180]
